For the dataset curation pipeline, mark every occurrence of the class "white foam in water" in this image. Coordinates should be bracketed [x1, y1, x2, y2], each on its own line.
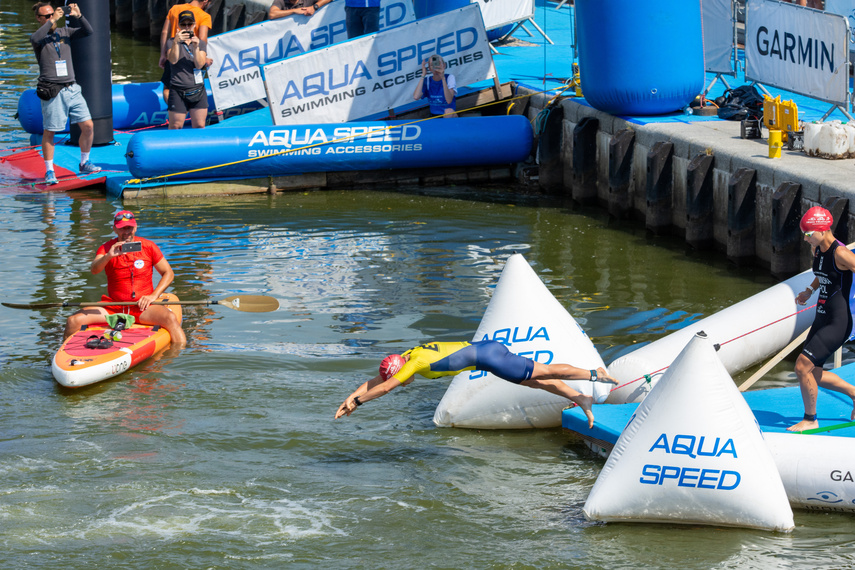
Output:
[583, 332, 794, 531]
[73, 485, 345, 545]
[433, 253, 610, 429]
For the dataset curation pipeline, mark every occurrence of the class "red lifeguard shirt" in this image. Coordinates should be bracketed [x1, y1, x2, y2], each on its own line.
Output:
[96, 237, 164, 302]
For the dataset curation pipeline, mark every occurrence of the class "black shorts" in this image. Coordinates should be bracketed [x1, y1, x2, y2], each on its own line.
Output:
[802, 293, 854, 366]
[168, 85, 208, 114]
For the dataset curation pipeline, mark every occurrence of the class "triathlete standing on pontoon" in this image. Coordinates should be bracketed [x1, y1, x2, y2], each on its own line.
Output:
[334, 340, 616, 428]
[790, 206, 855, 432]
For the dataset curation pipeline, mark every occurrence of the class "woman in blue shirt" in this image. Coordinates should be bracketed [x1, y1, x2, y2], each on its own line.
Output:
[413, 54, 458, 118]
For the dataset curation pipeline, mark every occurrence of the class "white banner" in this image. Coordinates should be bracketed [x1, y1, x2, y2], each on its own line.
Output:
[263, 4, 495, 125]
[702, 0, 734, 75]
[471, 0, 533, 30]
[746, 0, 850, 105]
[824, 0, 855, 54]
[207, 0, 416, 111]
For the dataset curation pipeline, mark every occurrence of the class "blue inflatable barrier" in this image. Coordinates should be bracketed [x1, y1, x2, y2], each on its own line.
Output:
[576, 0, 704, 115]
[126, 116, 533, 181]
[16, 81, 262, 134]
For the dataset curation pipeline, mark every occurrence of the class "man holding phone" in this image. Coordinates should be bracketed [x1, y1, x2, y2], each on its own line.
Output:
[63, 210, 186, 346]
[30, 1, 102, 185]
[165, 10, 208, 129]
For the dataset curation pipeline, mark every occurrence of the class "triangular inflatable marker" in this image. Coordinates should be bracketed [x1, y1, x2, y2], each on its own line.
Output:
[433, 253, 610, 429]
[583, 332, 794, 531]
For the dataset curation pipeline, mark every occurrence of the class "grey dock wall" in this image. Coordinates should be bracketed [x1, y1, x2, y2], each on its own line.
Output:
[522, 87, 855, 278]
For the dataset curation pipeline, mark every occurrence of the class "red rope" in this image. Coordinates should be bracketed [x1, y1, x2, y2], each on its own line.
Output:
[717, 303, 815, 348]
[607, 303, 816, 393]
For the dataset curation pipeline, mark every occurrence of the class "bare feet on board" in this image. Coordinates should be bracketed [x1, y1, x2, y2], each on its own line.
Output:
[787, 418, 819, 432]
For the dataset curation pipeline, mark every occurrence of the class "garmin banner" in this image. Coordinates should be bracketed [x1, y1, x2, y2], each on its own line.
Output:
[702, 0, 734, 75]
[206, 0, 416, 111]
[263, 4, 495, 125]
[745, 0, 850, 105]
[472, 0, 533, 30]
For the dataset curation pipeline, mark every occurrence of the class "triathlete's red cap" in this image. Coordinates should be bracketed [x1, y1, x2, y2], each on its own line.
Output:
[379, 354, 405, 380]
[800, 206, 832, 233]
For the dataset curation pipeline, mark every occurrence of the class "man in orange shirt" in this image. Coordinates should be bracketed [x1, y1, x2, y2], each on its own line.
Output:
[63, 210, 186, 346]
[159, 0, 212, 105]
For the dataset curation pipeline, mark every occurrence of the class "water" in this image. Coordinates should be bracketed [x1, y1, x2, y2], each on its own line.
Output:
[3, 6, 855, 569]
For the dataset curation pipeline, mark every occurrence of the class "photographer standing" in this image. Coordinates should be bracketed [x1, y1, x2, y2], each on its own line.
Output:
[30, 1, 102, 185]
[166, 10, 208, 129]
[159, 0, 212, 105]
[413, 54, 458, 118]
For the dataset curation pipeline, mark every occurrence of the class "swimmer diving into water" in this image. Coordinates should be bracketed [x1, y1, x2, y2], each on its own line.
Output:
[334, 340, 617, 428]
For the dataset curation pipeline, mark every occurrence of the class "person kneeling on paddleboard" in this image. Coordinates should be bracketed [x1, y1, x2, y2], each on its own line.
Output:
[334, 340, 617, 428]
[63, 210, 186, 346]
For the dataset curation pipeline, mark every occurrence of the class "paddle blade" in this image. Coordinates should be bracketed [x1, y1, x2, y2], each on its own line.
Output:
[2, 301, 65, 309]
[216, 295, 280, 312]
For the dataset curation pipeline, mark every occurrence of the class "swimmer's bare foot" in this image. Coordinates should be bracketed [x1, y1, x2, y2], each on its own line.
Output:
[851, 400, 855, 420]
[787, 419, 818, 432]
[572, 394, 595, 429]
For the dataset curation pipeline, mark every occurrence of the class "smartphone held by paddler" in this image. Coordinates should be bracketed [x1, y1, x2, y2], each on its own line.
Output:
[121, 241, 142, 253]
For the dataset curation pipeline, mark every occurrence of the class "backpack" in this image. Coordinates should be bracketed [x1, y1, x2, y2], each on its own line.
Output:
[716, 85, 764, 121]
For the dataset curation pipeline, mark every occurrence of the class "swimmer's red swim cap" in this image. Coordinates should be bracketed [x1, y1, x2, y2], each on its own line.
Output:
[379, 354, 405, 380]
[800, 206, 833, 232]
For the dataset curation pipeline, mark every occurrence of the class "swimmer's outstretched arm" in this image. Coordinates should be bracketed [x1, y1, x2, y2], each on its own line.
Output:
[334, 375, 413, 419]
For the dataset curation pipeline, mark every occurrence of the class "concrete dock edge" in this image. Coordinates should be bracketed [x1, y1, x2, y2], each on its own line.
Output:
[521, 86, 855, 277]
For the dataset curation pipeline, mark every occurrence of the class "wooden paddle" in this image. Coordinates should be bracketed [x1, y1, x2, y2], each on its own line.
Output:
[1, 295, 280, 313]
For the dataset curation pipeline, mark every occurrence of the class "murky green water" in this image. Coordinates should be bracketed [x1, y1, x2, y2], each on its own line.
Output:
[2, 5, 854, 569]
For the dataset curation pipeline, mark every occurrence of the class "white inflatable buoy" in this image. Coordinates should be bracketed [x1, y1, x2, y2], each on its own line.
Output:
[583, 332, 794, 531]
[606, 269, 815, 403]
[765, 432, 855, 512]
[433, 253, 610, 429]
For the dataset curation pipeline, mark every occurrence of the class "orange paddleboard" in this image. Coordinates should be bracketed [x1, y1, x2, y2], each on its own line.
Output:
[52, 293, 183, 387]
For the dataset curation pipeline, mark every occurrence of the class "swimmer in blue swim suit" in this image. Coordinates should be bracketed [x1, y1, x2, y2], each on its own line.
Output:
[334, 340, 617, 428]
[790, 206, 855, 432]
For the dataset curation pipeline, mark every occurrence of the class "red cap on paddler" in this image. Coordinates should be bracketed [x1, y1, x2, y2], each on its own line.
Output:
[379, 354, 405, 380]
[800, 206, 833, 233]
[114, 210, 137, 228]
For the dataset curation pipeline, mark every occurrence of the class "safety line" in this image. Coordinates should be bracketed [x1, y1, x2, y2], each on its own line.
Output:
[716, 304, 815, 349]
[608, 303, 815, 392]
